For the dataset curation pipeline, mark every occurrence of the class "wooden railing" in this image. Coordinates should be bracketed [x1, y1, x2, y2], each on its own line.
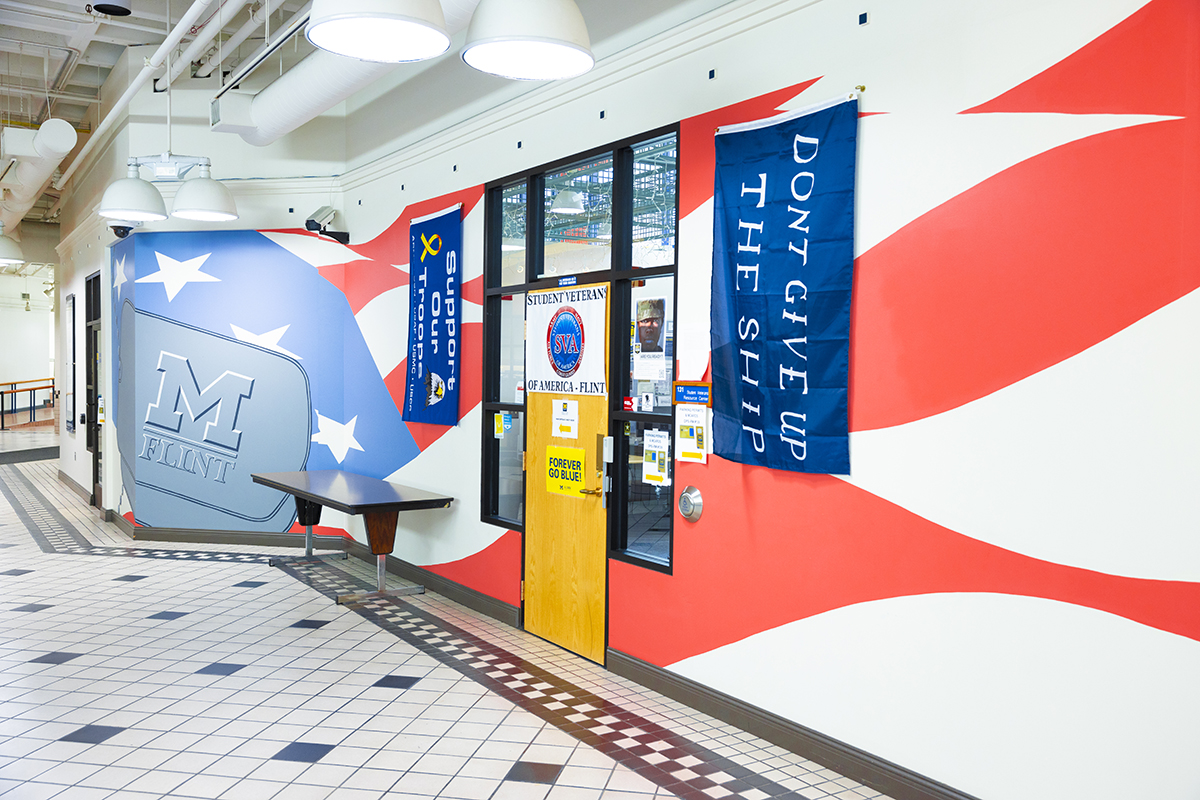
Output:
[0, 378, 55, 431]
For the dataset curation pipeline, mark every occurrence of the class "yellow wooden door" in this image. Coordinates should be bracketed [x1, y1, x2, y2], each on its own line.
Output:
[524, 285, 610, 663]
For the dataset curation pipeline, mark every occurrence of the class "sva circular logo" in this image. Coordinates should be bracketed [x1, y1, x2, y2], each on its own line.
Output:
[546, 306, 585, 378]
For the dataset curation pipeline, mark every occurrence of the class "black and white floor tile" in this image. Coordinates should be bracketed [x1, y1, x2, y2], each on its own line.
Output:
[0, 457, 891, 800]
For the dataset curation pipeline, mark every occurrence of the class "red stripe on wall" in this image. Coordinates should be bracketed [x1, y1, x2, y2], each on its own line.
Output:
[609, 458, 1200, 668]
[425, 529, 522, 607]
[345, 187, 485, 266]
[678, 79, 821, 220]
[850, 117, 1199, 431]
[965, 0, 1195, 117]
[383, 322, 483, 452]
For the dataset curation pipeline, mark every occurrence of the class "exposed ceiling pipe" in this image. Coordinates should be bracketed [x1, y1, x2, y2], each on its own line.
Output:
[0, 1, 170, 36]
[0, 38, 81, 126]
[194, 0, 293, 79]
[0, 84, 97, 107]
[0, 118, 78, 233]
[53, 0, 218, 191]
[213, 4, 311, 100]
[155, 0, 253, 90]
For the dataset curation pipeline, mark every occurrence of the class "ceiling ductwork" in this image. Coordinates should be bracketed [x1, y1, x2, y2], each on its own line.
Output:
[212, 0, 486, 147]
[0, 118, 78, 234]
[216, 51, 399, 146]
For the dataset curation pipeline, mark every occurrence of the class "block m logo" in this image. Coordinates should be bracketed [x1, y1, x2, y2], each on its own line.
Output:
[145, 351, 254, 451]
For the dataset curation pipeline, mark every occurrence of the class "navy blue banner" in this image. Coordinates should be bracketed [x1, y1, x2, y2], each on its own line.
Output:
[404, 204, 462, 425]
[711, 96, 856, 474]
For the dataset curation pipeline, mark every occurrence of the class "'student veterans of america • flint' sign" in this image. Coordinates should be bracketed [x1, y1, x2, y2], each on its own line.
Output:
[710, 95, 857, 475]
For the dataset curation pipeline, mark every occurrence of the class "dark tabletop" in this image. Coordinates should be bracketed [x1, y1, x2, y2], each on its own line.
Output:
[251, 470, 453, 516]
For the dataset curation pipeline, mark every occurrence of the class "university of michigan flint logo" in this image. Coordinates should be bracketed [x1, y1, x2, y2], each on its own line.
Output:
[140, 352, 253, 484]
[124, 311, 310, 529]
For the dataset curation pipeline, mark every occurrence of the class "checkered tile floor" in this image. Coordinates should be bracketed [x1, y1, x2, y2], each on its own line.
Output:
[0, 459, 892, 800]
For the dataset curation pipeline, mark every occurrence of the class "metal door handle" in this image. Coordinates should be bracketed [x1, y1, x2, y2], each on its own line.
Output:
[579, 487, 603, 495]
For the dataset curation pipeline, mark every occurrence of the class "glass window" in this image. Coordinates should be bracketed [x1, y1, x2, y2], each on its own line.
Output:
[622, 419, 673, 565]
[491, 410, 524, 524]
[629, 275, 674, 414]
[542, 154, 613, 278]
[498, 293, 525, 404]
[501, 181, 528, 286]
[482, 127, 679, 552]
[632, 134, 677, 269]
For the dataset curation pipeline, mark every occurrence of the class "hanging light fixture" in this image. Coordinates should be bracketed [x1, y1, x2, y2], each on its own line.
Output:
[550, 189, 586, 215]
[462, 0, 594, 81]
[307, 0, 450, 63]
[97, 43, 237, 227]
[99, 155, 239, 223]
[99, 163, 169, 222]
[0, 221, 25, 266]
[172, 163, 239, 221]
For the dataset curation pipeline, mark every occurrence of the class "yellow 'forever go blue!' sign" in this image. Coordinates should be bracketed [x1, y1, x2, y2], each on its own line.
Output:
[546, 445, 586, 497]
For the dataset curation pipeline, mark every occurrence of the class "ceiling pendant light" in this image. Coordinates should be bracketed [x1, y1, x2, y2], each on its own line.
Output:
[98, 163, 169, 222]
[172, 164, 239, 221]
[0, 221, 25, 266]
[463, 0, 594, 81]
[307, 0, 451, 63]
[550, 189, 586, 215]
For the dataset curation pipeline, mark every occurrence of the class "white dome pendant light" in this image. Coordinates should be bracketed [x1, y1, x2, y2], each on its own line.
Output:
[0, 221, 25, 266]
[98, 163, 169, 222]
[172, 163, 239, 222]
[307, 0, 451, 63]
[462, 0, 594, 81]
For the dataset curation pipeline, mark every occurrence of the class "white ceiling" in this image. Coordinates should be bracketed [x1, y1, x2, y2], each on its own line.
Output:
[0, 0, 728, 226]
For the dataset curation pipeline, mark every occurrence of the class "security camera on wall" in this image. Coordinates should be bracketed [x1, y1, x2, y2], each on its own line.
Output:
[305, 206, 349, 244]
[306, 206, 336, 230]
[109, 220, 142, 239]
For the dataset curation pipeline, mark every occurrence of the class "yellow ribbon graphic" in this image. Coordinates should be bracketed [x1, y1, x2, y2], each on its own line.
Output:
[420, 233, 443, 262]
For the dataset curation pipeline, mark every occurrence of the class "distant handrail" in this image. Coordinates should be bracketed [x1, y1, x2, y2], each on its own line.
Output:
[0, 378, 55, 431]
[0, 377, 54, 389]
[0, 383, 54, 396]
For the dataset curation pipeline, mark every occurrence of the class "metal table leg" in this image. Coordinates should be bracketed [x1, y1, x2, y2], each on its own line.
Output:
[268, 500, 348, 567]
[336, 554, 424, 604]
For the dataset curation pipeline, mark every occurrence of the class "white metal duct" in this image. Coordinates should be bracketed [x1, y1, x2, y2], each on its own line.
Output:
[236, 50, 399, 147]
[0, 119, 78, 233]
[228, 0, 483, 147]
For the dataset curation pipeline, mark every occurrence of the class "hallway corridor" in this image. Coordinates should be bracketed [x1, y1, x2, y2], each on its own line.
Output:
[0, 460, 887, 800]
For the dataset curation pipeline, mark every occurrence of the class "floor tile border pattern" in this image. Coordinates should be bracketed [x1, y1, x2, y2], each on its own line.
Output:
[1, 465, 276, 565]
[279, 559, 798, 800]
[0, 463, 86, 553]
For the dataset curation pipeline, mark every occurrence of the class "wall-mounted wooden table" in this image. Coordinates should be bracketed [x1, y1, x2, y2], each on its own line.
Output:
[252, 470, 453, 604]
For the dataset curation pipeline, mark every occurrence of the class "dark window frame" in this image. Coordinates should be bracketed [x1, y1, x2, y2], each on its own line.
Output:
[481, 124, 681, 574]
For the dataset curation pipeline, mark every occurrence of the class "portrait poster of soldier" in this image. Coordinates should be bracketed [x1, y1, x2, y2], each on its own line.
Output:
[632, 297, 668, 381]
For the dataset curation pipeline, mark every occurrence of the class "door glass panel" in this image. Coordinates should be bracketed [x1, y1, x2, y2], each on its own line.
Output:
[501, 181, 528, 286]
[542, 154, 613, 279]
[629, 275, 674, 414]
[632, 134, 677, 268]
[624, 419, 672, 565]
[495, 411, 524, 523]
[499, 293, 525, 404]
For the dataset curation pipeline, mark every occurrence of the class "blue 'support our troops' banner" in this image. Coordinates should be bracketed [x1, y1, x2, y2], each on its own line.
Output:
[404, 204, 462, 425]
[711, 95, 857, 474]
